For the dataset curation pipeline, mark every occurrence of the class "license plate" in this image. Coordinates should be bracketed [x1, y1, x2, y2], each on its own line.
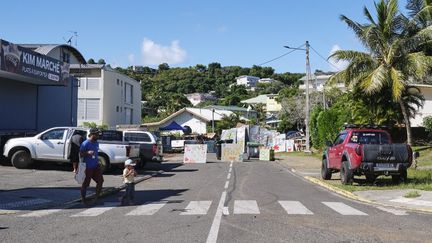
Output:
[376, 163, 395, 168]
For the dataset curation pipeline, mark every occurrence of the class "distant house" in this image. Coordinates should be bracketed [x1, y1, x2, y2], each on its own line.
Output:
[241, 94, 282, 114]
[143, 108, 235, 134]
[258, 78, 275, 84]
[299, 73, 346, 92]
[236, 75, 260, 90]
[185, 92, 217, 106]
[205, 105, 257, 119]
[411, 84, 432, 127]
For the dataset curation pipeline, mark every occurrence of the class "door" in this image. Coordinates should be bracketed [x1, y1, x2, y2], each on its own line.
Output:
[328, 133, 347, 169]
[35, 128, 68, 160]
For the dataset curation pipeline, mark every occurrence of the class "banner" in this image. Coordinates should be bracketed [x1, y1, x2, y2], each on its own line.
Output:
[0, 39, 70, 84]
[183, 144, 207, 163]
[221, 144, 243, 162]
[221, 128, 237, 142]
[259, 148, 271, 161]
[236, 126, 246, 153]
[286, 139, 295, 152]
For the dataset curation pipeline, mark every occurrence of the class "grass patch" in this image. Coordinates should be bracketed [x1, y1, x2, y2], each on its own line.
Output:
[326, 168, 432, 192]
[413, 146, 432, 168]
[404, 191, 421, 198]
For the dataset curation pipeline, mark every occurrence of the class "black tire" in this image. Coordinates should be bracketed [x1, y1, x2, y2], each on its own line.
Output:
[11, 150, 33, 169]
[321, 158, 332, 180]
[98, 155, 110, 173]
[138, 157, 147, 169]
[340, 161, 353, 185]
[365, 174, 376, 183]
[392, 169, 408, 184]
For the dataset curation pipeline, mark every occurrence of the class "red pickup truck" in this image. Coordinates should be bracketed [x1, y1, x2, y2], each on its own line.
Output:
[321, 125, 413, 185]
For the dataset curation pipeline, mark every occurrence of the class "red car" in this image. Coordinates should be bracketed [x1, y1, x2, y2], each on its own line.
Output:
[321, 125, 413, 185]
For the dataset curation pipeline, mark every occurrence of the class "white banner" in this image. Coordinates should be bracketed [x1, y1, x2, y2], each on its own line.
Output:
[183, 144, 207, 163]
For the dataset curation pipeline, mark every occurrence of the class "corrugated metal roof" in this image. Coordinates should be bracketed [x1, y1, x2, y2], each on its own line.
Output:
[17, 44, 86, 64]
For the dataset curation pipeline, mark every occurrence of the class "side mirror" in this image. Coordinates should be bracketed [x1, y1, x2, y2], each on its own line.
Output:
[413, 151, 420, 159]
[325, 141, 333, 147]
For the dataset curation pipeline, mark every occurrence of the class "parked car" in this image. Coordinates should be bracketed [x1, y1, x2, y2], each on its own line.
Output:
[322, 125, 413, 185]
[3, 127, 140, 173]
[122, 131, 163, 167]
[286, 131, 303, 139]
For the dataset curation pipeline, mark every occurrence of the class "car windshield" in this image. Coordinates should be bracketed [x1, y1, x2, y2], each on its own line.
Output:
[349, 132, 390, 144]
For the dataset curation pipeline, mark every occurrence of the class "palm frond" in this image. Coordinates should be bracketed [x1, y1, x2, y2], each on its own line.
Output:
[361, 65, 387, 94]
[390, 67, 405, 101]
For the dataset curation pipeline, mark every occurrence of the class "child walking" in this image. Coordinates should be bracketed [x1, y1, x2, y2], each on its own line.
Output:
[121, 159, 138, 206]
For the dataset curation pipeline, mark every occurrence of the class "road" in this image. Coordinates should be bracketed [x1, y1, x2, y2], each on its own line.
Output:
[1, 158, 432, 242]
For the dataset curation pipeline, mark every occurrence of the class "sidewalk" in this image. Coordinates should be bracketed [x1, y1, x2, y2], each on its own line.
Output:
[277, 153, 432, 213]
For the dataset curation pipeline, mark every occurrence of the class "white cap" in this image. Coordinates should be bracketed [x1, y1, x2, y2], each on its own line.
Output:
[125, 159, 136, 166]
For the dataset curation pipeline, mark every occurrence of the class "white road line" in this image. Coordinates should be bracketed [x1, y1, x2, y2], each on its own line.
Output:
[278, 201, 314, 215]
[126, 203, 166, 216]
[224, 181, 229, 189]
[322, 202, 368, 216]
[376, 206, 408, 216]
[70, 202, 117, 217]
[206, 191, 227, 243]
[229, 167, 232, 173]
[222, 206, 229, 215]
[227, 173, 231, 180]
[19, 209, 62, 217]
[234, 200, 260, 214]
[181, 201, 212, 215]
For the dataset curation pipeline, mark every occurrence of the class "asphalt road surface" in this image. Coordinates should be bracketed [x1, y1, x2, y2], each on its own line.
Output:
[1, 160, 432, 243]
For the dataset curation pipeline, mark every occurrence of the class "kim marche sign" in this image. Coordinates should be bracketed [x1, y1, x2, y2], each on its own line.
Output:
[0, 39, 70, 84]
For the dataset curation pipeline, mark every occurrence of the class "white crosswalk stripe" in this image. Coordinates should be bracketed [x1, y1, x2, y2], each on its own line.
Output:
[322, 202, 368, 215]
[234, 200, 260, 214]
[20, 209, 62, 217]
[278, 201, 314, 215]
[70, 202, 117, 217]
[376, 206, 408, 216]
[180, 201, 212, 215]
[126, 203, 166, 216]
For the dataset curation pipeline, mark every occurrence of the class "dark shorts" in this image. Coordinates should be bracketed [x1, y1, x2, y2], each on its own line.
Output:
[69, 153, 79, 163]
[83, 166, 104, 187]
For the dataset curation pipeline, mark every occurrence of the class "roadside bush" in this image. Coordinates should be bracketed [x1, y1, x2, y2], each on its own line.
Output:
[317, 108, 345, 148]
[310, 106, 323, 149]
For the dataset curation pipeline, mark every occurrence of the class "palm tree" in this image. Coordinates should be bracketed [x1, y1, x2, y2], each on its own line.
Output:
[330, 0, 432, 145]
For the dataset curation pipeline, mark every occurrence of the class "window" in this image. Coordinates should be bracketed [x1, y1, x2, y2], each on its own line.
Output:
[125, 108, 133, 124]
[62, 51, 70, 63]
[333, 133, 347, 145]
[41, 129, 66, 140]
[349, 132, 390, 144]
[117, 79, 119, 85]
[124, 133, 151, 142]
[116, 106, 119, 112]
[78, 98, 100, 120]
[86, 78, 100, 90]
[124, 83, 133, 104]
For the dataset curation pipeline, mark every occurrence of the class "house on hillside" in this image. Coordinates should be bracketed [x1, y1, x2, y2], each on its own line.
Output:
[236, 75, 260, 90]
[241, 94, 282, 114]
[143, 108, 236, 134]
[299, 73, 346, 92]
[258, 78, 275, 84]
[185, 92, 217, 106]
[205, 105, 257, 120]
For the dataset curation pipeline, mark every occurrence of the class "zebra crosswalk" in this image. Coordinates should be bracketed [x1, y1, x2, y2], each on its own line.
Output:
[15, 200, 409, 218]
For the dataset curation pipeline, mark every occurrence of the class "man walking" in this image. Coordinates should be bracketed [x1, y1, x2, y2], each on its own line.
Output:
[70, 131, 84, 174]
[80, 128, 104, 205]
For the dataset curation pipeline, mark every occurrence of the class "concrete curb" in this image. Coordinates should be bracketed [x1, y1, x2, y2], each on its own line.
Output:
[302, 173, 432, 214]
[64, 170, 164, 206]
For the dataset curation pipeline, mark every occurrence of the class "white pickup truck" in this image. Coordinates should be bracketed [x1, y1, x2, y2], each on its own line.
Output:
[3, 127, 140, 172]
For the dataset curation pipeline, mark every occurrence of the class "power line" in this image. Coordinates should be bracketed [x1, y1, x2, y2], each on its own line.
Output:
[257, 44, 306, 66]
[309, 45, 342, 71]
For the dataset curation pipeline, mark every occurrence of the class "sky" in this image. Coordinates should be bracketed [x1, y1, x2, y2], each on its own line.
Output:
[1, 0, 410, 73]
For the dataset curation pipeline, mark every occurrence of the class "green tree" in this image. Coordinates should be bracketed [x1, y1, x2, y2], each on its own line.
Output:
[215, 114, 240, 134]
[87, 58, 96, 64]
[330, 0, 432, 145]
[97, 59, 106, 64]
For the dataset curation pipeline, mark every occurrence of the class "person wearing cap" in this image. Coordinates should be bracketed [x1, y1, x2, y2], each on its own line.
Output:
[79, 128, 104, 205]
[121, 159, 138, 206]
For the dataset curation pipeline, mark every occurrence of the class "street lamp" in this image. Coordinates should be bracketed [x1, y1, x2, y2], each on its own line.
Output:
[284, 41, 311, 153]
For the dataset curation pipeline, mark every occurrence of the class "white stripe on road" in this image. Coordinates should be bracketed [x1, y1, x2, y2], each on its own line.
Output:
[224, 181, 229, 189]
[126, 203, 166, 216]
[229, 167, 232, 173]
[206, 191, 227, 243]
[71, 202, 117, 217]
[20, 209, 62, 217]
[376, 206, 408, 216]
[181, 201, 212, 215]
[278, 201, 314, 215]
[322, 202, 367, 215]
[227, 173, 231, 180]
[234, 200, 260, 214]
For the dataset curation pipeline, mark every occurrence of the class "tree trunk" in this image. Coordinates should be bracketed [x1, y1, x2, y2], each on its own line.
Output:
[399, 100, 412, 145]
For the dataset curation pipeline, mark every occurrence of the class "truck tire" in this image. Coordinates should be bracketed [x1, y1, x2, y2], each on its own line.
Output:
[138, 157, 147, 169]
[392, 169, 408, 184]
[11, 150, 33, 169]
[98, 155, 110, 173]
[365, 174, 376, 183]
[321, 158, 332, 180]
[340, 161, 353, 185]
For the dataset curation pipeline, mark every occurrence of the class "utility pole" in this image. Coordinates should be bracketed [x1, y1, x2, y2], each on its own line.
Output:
[212, 108, 215, 133]
[284, 41, 311, 153]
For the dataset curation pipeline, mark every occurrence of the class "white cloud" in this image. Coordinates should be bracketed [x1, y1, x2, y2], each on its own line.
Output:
[128, 54, 135, 65]
[328, 44, 349, 72]
[141, 38, 187, 65]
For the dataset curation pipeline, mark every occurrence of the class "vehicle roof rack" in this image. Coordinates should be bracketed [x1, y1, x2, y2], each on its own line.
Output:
[343, 124, 388, 130]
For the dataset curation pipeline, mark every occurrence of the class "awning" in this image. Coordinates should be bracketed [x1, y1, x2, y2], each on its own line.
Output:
[159, 121, 186, 131]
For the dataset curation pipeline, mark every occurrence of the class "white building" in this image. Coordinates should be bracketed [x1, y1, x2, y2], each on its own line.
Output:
[70, 64, 142, 128]
[241, 94, 282, 113]
[258, 78, 275, 84]
[236, 75, 260, 89]
[411, 84, 432, 127]
[185, 92, 217, 106]
[299, 74, 346, 92]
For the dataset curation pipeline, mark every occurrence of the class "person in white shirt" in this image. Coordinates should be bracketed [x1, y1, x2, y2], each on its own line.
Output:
[120, 159, 138, 205]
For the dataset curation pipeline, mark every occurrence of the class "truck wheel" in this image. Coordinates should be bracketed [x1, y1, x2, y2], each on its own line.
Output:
[138, 157, 147, 169]
[321, 159, 332, 180]
[98, 155, 110, 173]
[392, 169, 408, 184]
[340, 161, 353, 185]
[11, 150, 33, 169]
